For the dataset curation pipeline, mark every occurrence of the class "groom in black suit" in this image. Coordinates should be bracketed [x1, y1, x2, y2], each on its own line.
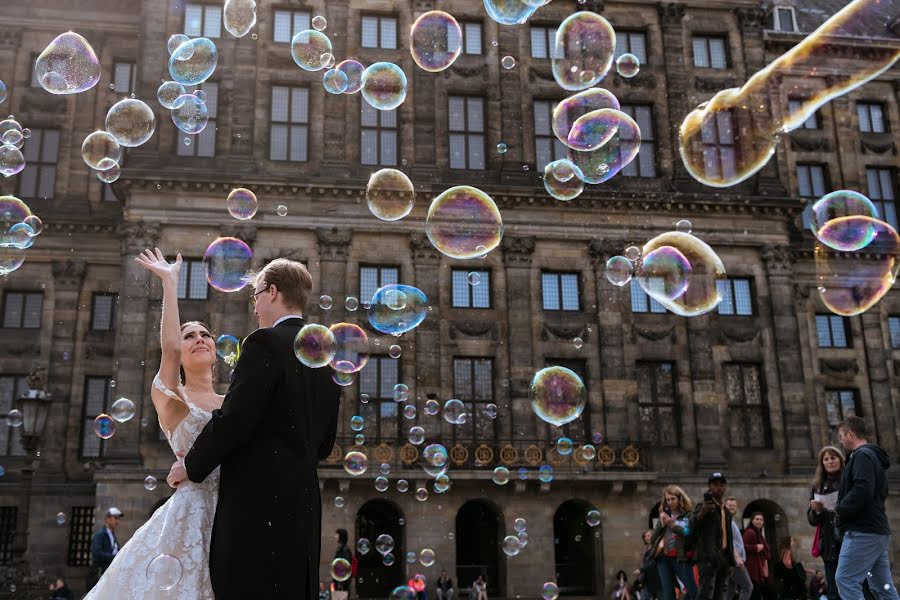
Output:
[175, 258, 341, 599]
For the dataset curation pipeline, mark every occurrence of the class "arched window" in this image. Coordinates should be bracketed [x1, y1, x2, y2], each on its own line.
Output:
[554, 499, 601, 596]
[355, 499, 404, 598]
[456, 499, 503, 597]
[742, 499, 791, 559]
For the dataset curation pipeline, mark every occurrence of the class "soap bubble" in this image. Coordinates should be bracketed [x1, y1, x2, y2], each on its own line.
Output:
[96, 163, 121, 184]
[420, 548, 436, 567]
[144, 476, 158, 491]
[517, 531, 528, 547]
[328, 323, 370, 373]
[337, 60, 365, 94]
[350, 416, 365, 432]
[366, 169, 415, 221]
[357, 538, 371, 554]
[434, 473, 451, 493]
[390, 585, 416, 600]
[543, 159, 584, 201]
[293, 323, 336, 368]
[368, 284, 428, 335]
[501, 55, 516, 69]
[93, 414, 116, 440]
[485, 403, 498, 419]
[0, 197, 31, 244]
[5, 223, 33, 250]
[416, 487, 429, 502]
[640, 232, 726, 316]
[215, 334, 241, 363]
[226, 188, 258, 220]
[383, 553, 396, 566]
[442, 399, 466, 424]
[345, 296, 359, 311]
[422, 443, 449, 477]
[168, 38, 218, 85]
[538, 464, 554, 483]
[397, 479, 409, 492]
[204, 237, 252, 293]
[616, 52, 640, 78]
[81, 131, 121, 171]
[335, 496, 346, 508]
[514, 518, 527, 532]
[581, 444, 596, 460]
[277, 204, 288, 216]
[376, 534, 395, 555]
[171, 94, 209, 134]
[362, 62, 408, 111]
[167, 34, 190, 56]
[23, 215, 43, 236]
[605, 256, 633, 286]
[319, 295, 333, 309]
[409, 426, 425, 445]
[313, 16, 327, 31]
[809, 190, 879, 251]
[35, 32, 101, 94]
[529, 366, 586, 426]
[7, 409, 23, 427]
[568, 110, 641, 183]
[320, 53, 335, 69]
[56, 512, 66, 525]
[675, 219, 693, 234]
[343, 450, 368, 476]
[0, 81, 6, 104]
[502, 535, 521, 556]
[0, 144, 25, 178]
[636, 246, 692, 303]
[555, 437, 573, 456]
[552, 88, 620, 149]
[323, 68, 349, 94]
[291, 30, 332, 71]
[542, 582, 560, 600]
[566, 108, 621, 152]
[586, 509, 601, 527]
[157, 81, 186, 109]
[410, 11, 462, 73]
[223, 0, 257, 38]
[552, 12, 615, 91]
[110, 398, 135, 423]
[331, 558, 352, 582]
[146, 554, 183, 591]
[483, 0, 540, 25]
[492, 466, 510, 485]
[497, 142, 508, 154]
[105, 99, 156, 147]
[394, 383, 409, 402]
[375, 476, 389, 492]
[424, 399, 440, 416]
[426, 186, 503, 259]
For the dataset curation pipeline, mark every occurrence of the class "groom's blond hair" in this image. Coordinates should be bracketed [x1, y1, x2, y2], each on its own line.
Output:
[250, 258, 312, 312]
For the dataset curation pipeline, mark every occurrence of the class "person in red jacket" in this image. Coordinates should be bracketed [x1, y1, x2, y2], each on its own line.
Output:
[742, 513, 775, 600]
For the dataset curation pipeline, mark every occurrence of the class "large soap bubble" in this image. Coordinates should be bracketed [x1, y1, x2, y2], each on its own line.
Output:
[368, 284, 428, 335]
[337, 60, 365, 94]
[203, 237, 252, 293]
[81, 131, 121, 170]
[0, 196, 32, 246]
[551, 12, 615, 91]
[294, 324, 336, 368]
[366, 169, 415, 221]
[568, 110, 641, 184]
[808, 190, 879, 252]
[635, 246, 693, 303]
[224, 0, 257, 38]
[361, 62, 408, 111]
[552, 89, 620, 150]
[291, 30, 332, 71]
[171, 94, 209, 134]
[168, 38, 218, 85]
[105, 99, 156, 147]
[529, 366, 586, 427]
[543, 160, 584, 201]
[483, 0, 540, 25]
[226, 188, 258, 220]
[329, 323, 370, 373]
[0, 145, 25, 178]
[425, 186, 503, 259]
[639, 232, 726, 317]
[157, 81, 186, 109]
[34, 32, 101, 94]
[410, 11, 462, 73]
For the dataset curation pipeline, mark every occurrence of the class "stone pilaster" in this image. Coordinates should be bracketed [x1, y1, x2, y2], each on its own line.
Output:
[409, 234, 442, 393]
[860, 311, 898, 457]
[501, 236, 536, 439]
[588, 240, 625, 439]
[316, 228, 352, 323]
[657, 3, 690, 183]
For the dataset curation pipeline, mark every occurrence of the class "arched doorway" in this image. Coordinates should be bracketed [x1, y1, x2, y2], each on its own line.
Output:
[456, 499, 503, 597]
[356, 499, 404, 599]
[554, 499, 600, 596]
[742, 499, 790, 557]
[648, 501, 662, 531]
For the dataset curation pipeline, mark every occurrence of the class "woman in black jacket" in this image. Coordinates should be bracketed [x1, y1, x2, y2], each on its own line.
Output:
[807, 446, 844, 600]
[332, 528, 354, 594]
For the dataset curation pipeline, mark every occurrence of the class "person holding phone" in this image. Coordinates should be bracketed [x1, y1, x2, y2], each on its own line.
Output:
[689, 473, 734, 600]
[649, 485, 697, 600]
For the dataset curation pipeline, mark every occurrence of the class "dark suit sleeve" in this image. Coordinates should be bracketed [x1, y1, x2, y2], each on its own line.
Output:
[90, 531, 114, 564]
[316, 366, 342, 461]
[185, 331, 280, 483]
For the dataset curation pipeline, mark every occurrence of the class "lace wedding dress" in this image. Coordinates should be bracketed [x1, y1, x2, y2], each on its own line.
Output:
[84, 375, 219, 599]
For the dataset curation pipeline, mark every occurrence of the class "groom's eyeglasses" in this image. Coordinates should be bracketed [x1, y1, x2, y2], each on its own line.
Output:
[249, 284, 271, 305]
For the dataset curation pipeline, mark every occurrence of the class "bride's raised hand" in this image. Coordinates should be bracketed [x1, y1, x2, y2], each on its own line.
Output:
[135, 247, 182, 285]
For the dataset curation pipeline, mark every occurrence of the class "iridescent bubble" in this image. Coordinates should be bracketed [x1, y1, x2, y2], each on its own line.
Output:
[434, 473, 451, 493]
[343, 450, 368, 476]
[171, 94, 209, 134]
[604, 256, 633, 286]
[216, 334, 240, 363]
[485, 403, 498, 419]
[292, 30, 333, 71]
[815, 216, 899, 316]
[394, 383, 409, 402]
[383, 553, 396, 566]
[319, 295, 333, 309]
[425, 186, 503, 259]
[538, 464, 554, 483]
[424, 399, 439, 416]
[22, 215, 42, 236]
[380, 463, 391, 475]
[420, 548, 436, 567]
[368, 284, 428, 335]
[110, 398, 135, 423]
[7, 409, 23, 427]
[157, 81, 186, 109]
[345, 296, 359, 311]
[357, 538, 371, 554]
[640, 232, 726, 317]
[406, 551, 417, 564]
[501, 55, 516, 69]
[226, 188, 258, 220]
[422, 443, 449, 477]
[168, 38, 218, 85]
[277, 204, 288, 217]
[675, 219, 693, 234]
[397, 479, 409, 492]
[390, 585, 416, 600]
[331, 558, 352, 582]
[328, 323, 370, 373]
[375, 476, 389, 492]
[0, 197, 31, 243]
[492, 466, 510, 485]
[568, 110, 641, 184]
[105, 99, 155, 147]
[96, 164, 121, 184]
[442, 399, 466, 425]
[410, 11, 462, 73]
[415, 487, 429, 502]
[409, 425, 425, 445]
[403, 405, 416, 420]
[624, 246, 641, 261]
[313, 16, 327, 31]
[147, 554, 183, 591]
[566, 108, 621, 152]
[1, 129, 22, 149]
[320, 53, 336, 69]
[542, 582, 560, 600]
[580, 444, 597, 460]
[514, 518, 527, 532]
[223, 0, 257, 38]
[335, 496, 346, 508]
[194, 89, 207, 102]
[203, 237, 252, 293]
[367, 169, 415, 221]
[376, 534, 395, 555]
[552, 88, 620, 151]
[552, 12, 615, 91]
[6, 223, 33, 250]
[636, 246, 692, 303]
[34, 32, 101, 94]
[144, 475, 157, 491]
[167, 34, 190, 56]
[93, 414, 116, 440]
[483, 0, 540, 25]
[616, 52, 640, 78]
[0, 144, 25, 178]
[0, 81, 6, 104]
[497, 142, 508, 154]
[80, 131, 121, 171]
[592, 431, 604, 444]
[362, 62, 408, 111]
[323, 68, 349, 94]
[517, 531, 528, 547]
[556, 437, 573, 456]
[0, 246, 26, 275]
[543, 159, 584, 201]
[586, 509, 601, 527]
[810, 190, 879, 251]
[337, 60, 365, 94]
[529, 366, 586, 427]
[350, 415, 365, 432]
[502, 535, 521, 556]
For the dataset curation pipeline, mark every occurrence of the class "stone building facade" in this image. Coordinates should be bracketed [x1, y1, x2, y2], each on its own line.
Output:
[0, 0, 897, 597]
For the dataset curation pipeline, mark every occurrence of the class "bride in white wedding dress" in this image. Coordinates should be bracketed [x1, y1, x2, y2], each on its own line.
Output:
[84, 248, 224, 599]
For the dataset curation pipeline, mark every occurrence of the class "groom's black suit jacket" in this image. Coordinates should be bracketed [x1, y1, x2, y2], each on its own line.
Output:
[185, 317, 341, 600]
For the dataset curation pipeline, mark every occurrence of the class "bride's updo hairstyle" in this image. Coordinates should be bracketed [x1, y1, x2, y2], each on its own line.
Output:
[179, 321, 215, 385]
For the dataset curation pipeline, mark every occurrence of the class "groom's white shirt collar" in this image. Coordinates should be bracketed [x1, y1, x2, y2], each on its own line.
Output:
[273, 314, 304, 327]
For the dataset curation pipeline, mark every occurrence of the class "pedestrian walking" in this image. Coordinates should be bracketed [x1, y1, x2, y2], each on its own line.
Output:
[724, 497, 753, 600]
[834, 417, 899, 600]
[689, 473, 734, 600]
[807, 446, 843, 600]
[650, 485, 698, 600]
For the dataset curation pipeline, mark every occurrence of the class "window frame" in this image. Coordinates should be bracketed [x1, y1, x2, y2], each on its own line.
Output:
[857, 102, 887, 134]
[184, 3, 222, 38]
[534, 99, 569, 172]
[1, 291, 43, 329]
[0, 375, 27, 457]
[619, 104, 656, 177]
[451, 357, 496, 444]
[636, 361, 680, 447]
[66, 506, 95, 567]
[796, 163, 828, 199]
[358, 356, 402, 442]
[177, 258, 209, 301]
[815, 314, 851, 348]
[112, 60, 137, 94]
[716, 278, 754, 316]
[630, 279, 667, 314]
[269, 85, 310, 162]
[176, 81, 218, 158]
[889, 315, 900, 349]
[360, 14, 399, 49]
[724, 362, 771, 449]
[360, 101, 398, 166]
[0, 506, 16, 566]
[692, 35, 730, 69]
[80, 376, 112, 459]
[16, 127, 59, 200]
[359, 264, 400, 303]
[459, 21, 483, 55]
[90, 292, 117, 332]
[788, 99, 820, 130]
[700, 110, 736, 181]
[774, 6, 798, 32]
[529, 25, 561, 59]
[614, 30, 648, 65]
[824, 389, 860, 432]
[273, 9, 311, 43]
[866, 167, 898, 229]
[541, 271, 582, 312]
[448, 95, 486, 171]
[451, 269, 492, 309]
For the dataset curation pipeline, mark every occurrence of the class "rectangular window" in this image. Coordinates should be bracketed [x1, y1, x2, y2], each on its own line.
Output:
[361, 15, 398, 49]
[788, 99, 819, 130]
[700, 110, 735, 182]
[542, 272, 580, 311]
[534, 100, 568, 171]
[270, 86, 309, 162]
[797, 164, 827, 198]
[273, 10, 311, 43]
[548, 359, 590, 441]
[637, 362, 679, 446]
[530, 26, 562, 59]
[176, 82, 217, 157]
[461, 22, 483, 55]
[358, 356, 400, 441]
[774, 7, 797, 31]
[90, 293, 116, 332]
[0, 506, 16, 565]
[451, 269, 491, 308]
[725, 363, 771, 448]
[2, 291, 43, 329]
[177, 259, 208, 300]
[866, 167, 898, 229]
[692, 35, 729, 69]
[630, 279, 667, 314]
[452, 358, 495, 442]
[81, 376, 111, 458]
[889, 316, 900, 349]
[858, 103, 887, 133]
[620, 105, 656, 177]
[816, 314, 850, 348]
[614, 31, 648, 65]
[17, 128, 59, 200]
[360, 265, 399, 303]
[716, 278, 753, 316]
[0, 376, 27, 457]
[361, 102, 398, 166]
[449, 96, 485, 170]
[67, 506, 94, 566]
[184, 3, 222, 38]
[824, 389, 859, 432]
[112, 61, 136, 94]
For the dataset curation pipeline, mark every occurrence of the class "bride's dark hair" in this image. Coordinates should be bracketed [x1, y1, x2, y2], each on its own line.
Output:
[179, 321, 215, 385]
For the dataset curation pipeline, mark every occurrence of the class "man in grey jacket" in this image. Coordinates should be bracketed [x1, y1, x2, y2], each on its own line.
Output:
[724, 498, 753, 600]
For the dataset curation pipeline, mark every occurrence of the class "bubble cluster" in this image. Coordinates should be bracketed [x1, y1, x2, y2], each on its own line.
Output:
[368, 284, 428, 335]
[422, 443, 449, 477]
[106, 99, 156, 147]
[168, 38, 218, 86]
[34, 32, 101, 94]
[226, 188, 258, 221]
[426, 186, 503, 259]
[568, 110, 641, 184]
[223, 0, 257, 38]
[552, 12, 615, 91]
[529, 366, 586, 427]
[204, 237, 252, 293]
[638, 232, 726, 316]
[809, 190, 879, 251]
[362, 62, 408, 111]
[442, 399, 466, 425]
[366, 169, 415, 221]
[410, 11, 462, 73]
[328, 323, 370, 373]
